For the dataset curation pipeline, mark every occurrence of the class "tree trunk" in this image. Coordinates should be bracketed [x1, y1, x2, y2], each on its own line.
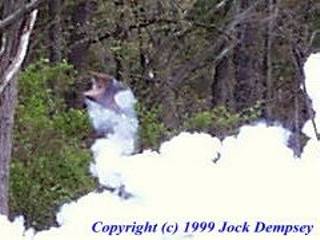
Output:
[161, 78, 179, 129]
[0, 0, 37, 215]
[264, 0, 277, 119]
[0, 75, 17, 216]
[211, 55, 235, 109]
[68, 0, 97, 70]
[233, 0, 264, 112]
[48, 0, 62, 63]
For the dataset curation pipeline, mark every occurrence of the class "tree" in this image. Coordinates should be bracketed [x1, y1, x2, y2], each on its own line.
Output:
[67, 0, 98, 70]
[0, 0, 39, 216]
[48, 0, 62, 63]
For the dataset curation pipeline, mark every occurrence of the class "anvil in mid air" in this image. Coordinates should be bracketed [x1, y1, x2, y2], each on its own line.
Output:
[84, 72, 127, 113]
[84, 71, 138, 140]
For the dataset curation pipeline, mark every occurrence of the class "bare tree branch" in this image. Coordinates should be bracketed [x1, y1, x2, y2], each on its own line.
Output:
[291, 42, 320, 141]
[0, 34, 6, 57]
[0, 0, 44, 31]
[309, 30, 320, 50]
[0, 10, 38, 95]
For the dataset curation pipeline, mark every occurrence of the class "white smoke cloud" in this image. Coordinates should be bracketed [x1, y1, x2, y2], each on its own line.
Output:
[2, 53, 320, 240]
[0, 215, 33, 240]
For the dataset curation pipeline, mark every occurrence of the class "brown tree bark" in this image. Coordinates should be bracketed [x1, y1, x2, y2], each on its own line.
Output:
[48, 0, 62, 63]
[0, 0, 37, 215]
[0, 80, 17, 216]
[233, 0, 264, 112]
[264, 0, 277, 119]
[67, 0, 97, 70]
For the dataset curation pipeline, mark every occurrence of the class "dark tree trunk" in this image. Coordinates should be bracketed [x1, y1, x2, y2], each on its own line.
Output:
[68, 0, 97, 70]
[233, 0, 264, 112]
[263, 0, 277, 119]
[161, 79, 179, 129]
[48, 0, 62, 63]
[211, 55, 235, 110]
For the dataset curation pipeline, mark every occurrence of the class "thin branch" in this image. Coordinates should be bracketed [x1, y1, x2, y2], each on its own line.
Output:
[69, 0, 265, 51]
[0, 10, 38, 95]
[69, 16, 235, 49]
[291, 43, 320, 140]
[0, 0, 44, 32]
[301, 77, 320, 140]
[309, 30, 320, 49]
[0, 33, 6, 57]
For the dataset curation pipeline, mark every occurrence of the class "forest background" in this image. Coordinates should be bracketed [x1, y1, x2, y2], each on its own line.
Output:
[0, 0, 320, 231]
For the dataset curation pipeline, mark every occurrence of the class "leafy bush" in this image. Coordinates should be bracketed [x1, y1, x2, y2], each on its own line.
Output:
[9, 60, 95, 230]
[184, 104, 262, 137]
[137, 102, 261, 149]
[136, 103, 168, 149]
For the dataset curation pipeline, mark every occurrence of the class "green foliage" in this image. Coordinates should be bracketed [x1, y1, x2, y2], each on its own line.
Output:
[136, 102, 261, 149]
[185, 104, 262, 137]
[10, 60, 95, 230]
[136, 103, 168, 149]
[238, 101, 263, 122]
[188, 0, 230, 25]
[185, 110, 216, 130]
